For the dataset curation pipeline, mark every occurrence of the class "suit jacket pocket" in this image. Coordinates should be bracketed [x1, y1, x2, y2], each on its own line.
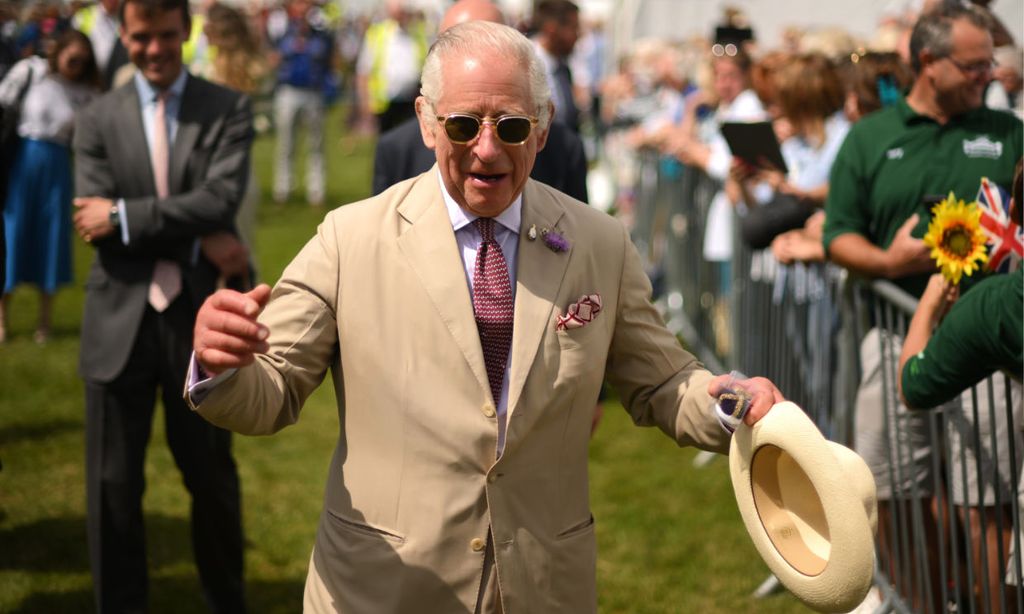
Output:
[83, 266, 108, 290]
[325, 509, 405, 544]
[555, 514, 595, 541]
[185, 146, 212, 183]
[555, 319, 607, 381]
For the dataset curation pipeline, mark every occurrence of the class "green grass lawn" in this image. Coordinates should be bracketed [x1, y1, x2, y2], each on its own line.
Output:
[0, 106, 805, 612]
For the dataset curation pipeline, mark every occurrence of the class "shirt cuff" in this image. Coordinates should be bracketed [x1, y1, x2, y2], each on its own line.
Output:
[713, 392, 752, 434]
[184, 352, 237, 408]
[117, 199, 130, 245]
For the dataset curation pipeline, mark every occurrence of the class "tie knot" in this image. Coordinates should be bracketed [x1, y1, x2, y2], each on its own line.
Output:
[473, 217, 496, 243]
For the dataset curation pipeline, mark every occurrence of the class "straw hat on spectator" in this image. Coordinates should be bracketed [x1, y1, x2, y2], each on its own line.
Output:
[730, 401, 877, 612]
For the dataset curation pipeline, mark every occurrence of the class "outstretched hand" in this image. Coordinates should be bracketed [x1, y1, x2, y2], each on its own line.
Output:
[708, 373, 785, 426]
[194, 284, 272, 375]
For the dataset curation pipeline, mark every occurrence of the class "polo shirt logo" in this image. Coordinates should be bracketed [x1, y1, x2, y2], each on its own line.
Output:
[886, 148, 904, 159]
[962, 136, 1003, 159]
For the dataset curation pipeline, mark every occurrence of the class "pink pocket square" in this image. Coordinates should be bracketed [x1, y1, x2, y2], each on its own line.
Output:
[556, 294, 602, 331]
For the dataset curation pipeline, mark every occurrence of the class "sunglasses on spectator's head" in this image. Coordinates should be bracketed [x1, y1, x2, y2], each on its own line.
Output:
[435, 113, 539, 145]
[711, 43, 738, 57]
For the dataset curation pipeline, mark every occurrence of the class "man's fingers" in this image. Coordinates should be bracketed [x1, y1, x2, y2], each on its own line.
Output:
[210, 288, 267, 318]
[197, 347, 258, 372]
[203, 308, 268, 340]
[198, 328, 269, 355]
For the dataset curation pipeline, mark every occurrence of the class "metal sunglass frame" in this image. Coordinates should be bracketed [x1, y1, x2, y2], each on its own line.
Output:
[434, 112, 540, 145]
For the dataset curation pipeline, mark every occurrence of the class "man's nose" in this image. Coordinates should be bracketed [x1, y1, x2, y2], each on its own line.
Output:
[473, 123, 504, 161]
[146, 38, 165, 56]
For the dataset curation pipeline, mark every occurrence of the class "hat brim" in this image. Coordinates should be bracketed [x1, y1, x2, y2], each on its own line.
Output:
[729, 401, 876, 612]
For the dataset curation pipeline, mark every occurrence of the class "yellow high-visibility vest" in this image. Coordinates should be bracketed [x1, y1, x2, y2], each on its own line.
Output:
[364, 19, 427, 115]
[183, 13, 206, 67]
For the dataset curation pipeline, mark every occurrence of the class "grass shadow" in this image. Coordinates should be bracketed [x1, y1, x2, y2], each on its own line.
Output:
[0, 418, 82, 446]
[0, 513, 196, 573]
[9, 574, 307, 613]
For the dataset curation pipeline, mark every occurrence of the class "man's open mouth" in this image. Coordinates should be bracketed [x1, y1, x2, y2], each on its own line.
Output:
[470, 173, 506, 183]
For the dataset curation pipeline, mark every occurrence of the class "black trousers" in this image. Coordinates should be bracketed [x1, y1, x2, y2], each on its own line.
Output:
[85, 296, 245, 613]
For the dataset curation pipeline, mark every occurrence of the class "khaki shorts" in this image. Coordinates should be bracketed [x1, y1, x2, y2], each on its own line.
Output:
[945, 373, 1023, 507]
[854, 328, 946, 500]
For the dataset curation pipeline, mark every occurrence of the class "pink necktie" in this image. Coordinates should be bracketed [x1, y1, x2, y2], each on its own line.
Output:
[148, 91, 181, 312]
[472, 218, 514, 402]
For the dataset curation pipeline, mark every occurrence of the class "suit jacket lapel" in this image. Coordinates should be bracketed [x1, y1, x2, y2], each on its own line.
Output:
[170, 75, 200, 195]
[507, 181, 570, 414]
[396, 169, 491, 398]
[119, 85, 156, 197]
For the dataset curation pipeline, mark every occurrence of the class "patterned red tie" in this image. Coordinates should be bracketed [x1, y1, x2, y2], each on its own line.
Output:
[472, 218, 514, 403]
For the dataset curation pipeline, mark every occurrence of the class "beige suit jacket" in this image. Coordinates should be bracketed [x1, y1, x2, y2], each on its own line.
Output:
[193, 169, 729, 613]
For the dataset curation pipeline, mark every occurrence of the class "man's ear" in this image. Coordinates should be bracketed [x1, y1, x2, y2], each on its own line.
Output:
[534, 102, 555, 152]
[415, 96, 436, 150]
[918, 49, 938, 74]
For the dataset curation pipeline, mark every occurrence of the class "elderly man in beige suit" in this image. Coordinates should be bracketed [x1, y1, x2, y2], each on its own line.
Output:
[186, 20, 782, 614]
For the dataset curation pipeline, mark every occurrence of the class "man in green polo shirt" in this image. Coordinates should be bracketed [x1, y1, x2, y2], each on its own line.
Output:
[822, 5, 1022, 610]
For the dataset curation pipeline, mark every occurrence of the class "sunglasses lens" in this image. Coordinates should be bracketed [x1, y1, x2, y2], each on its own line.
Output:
[496, 117, 532, 144]
[443, 115, 481, 143]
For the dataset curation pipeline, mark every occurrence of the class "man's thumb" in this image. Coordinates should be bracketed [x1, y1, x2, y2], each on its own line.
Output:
[246, 284, 272, 312]
[900, 213, 920, 233]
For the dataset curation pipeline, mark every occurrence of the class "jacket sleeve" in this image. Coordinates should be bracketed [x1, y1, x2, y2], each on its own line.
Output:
[604, 223, 729, 454]
[192, 213, 342, 435]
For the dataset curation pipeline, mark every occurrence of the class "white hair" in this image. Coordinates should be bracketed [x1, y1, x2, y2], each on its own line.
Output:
[420, 20, 552, 128]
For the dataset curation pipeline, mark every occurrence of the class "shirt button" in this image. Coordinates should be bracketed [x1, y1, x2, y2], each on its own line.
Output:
[481, 403, 496, 418]
[470, 537, 486, 552]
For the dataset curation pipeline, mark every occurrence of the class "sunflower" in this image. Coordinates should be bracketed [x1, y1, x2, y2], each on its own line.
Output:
[923, 192, 989, 284]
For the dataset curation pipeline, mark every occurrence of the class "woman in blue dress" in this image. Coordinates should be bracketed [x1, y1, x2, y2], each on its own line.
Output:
[0, 30, 99, 343]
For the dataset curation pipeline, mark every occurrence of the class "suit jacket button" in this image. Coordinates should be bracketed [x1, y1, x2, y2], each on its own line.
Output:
[481, 403, 495, 418]
[470, 537, 486, 552]
[487, 472, 498, 483]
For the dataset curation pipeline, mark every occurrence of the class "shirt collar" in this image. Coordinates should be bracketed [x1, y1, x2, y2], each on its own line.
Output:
[133, 68, 188, 104]
[437, 169, 522, 235]
[898, 95, 987, 126]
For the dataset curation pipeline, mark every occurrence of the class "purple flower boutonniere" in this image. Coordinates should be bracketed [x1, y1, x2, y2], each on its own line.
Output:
[541, 228, 569, 253]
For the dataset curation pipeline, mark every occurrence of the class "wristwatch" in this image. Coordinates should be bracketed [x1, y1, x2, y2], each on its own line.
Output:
[108, 204, 120, 229]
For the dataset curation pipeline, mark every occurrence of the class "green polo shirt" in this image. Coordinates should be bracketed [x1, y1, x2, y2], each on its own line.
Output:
[823, 98, 1022, 296]
[901, 269, 1023, 409]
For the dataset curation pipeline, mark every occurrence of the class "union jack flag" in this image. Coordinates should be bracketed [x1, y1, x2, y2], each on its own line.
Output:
[976, 177, 1023, 273]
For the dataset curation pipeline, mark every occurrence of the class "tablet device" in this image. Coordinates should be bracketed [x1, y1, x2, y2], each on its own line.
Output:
[720, 121, 788, 174]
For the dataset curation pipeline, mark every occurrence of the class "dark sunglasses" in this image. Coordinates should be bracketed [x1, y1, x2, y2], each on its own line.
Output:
[435, 112, 539, 145]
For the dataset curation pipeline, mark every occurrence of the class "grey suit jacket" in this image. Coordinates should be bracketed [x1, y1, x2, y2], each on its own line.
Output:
[74, 73, 253, 383]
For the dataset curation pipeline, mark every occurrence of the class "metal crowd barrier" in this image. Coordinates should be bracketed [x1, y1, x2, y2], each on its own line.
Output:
[625, 150, 1024, 613]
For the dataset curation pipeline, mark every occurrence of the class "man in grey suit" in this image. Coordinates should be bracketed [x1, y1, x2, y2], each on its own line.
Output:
[71, 0, 253, 610]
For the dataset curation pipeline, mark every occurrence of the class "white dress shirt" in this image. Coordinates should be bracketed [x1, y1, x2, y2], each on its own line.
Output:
[116, 70, 188, 245]
[438, 171, 522, 456]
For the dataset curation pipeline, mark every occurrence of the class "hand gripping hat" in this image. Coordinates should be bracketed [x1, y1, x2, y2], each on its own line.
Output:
[729, 401, 877, 612]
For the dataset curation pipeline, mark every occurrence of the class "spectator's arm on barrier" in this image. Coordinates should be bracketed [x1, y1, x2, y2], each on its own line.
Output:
[771, 212, 826, 264]
[827, 214, 932, 278]
[898, 273, 959, 407]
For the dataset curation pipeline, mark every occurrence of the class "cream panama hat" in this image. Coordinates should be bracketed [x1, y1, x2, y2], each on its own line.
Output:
[729, 401, 877, 612]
